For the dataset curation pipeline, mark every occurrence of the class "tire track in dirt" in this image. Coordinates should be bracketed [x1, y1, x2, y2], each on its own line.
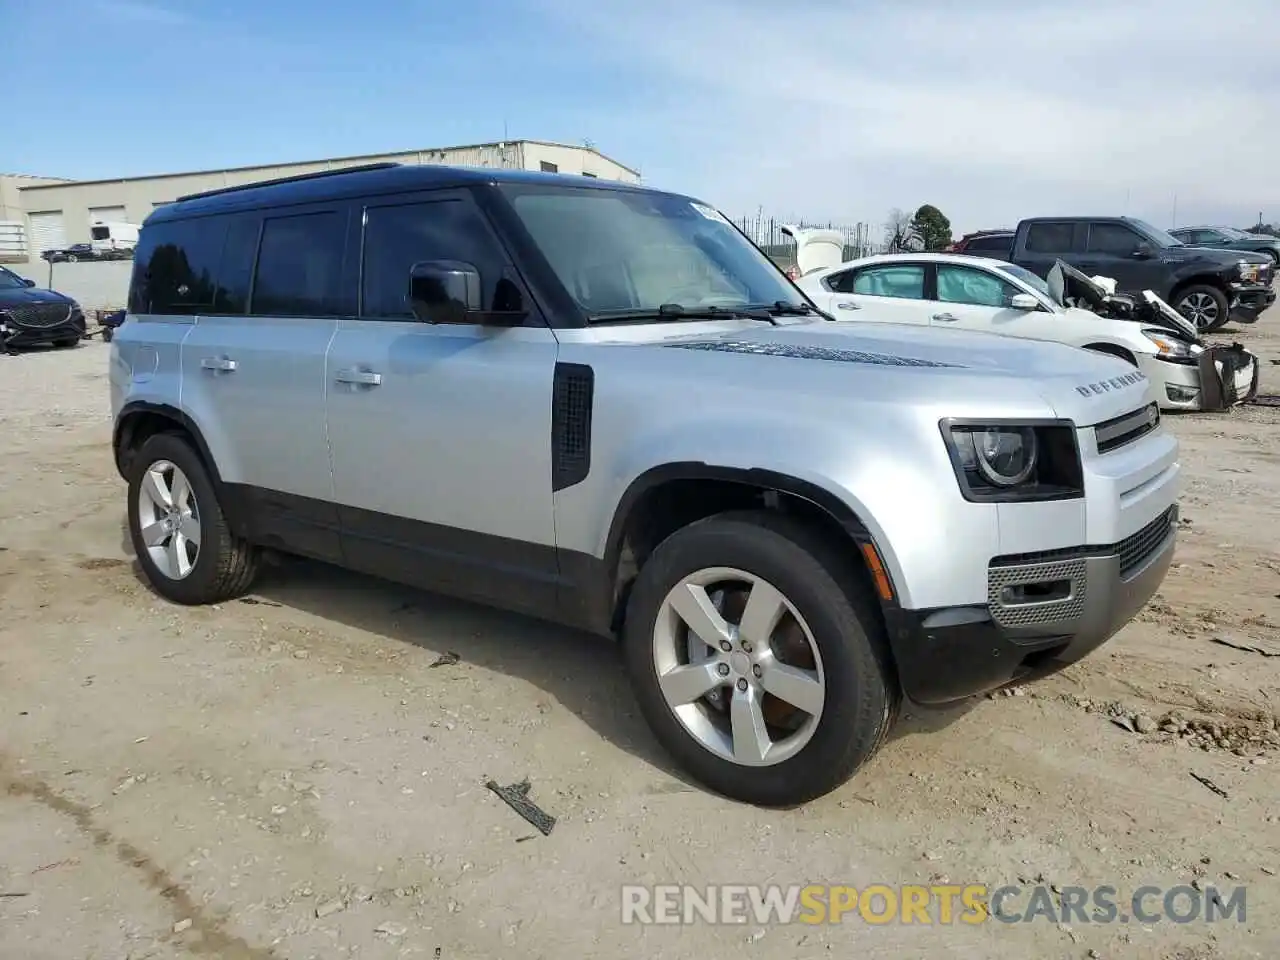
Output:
[0, 756, 276, 960]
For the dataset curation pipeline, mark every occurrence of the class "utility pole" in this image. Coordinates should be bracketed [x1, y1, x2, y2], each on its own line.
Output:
[1171, 193, 1178, 228]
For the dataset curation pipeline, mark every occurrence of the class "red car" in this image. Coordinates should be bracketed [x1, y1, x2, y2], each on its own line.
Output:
[947, 230, 1014, 258]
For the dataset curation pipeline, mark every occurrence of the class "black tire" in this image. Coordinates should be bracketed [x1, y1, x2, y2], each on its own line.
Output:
[622, 510, 899, 806]
[1084, 343, 1137, 366]
[1173, 284, 1230, 333]
[126, 432, 259, 605]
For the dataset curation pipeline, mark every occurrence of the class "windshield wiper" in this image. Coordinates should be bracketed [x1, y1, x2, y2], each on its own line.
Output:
[767, 301, 829, 319]
[587, 303, 779, 325]
[763, 300, 836, 322]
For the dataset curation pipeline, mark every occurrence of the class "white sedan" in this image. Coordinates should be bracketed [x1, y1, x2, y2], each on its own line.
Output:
[795, 252, 1222, 411]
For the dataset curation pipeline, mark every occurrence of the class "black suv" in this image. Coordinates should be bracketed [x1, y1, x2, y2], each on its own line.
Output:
[0, 266, 86, 350]
[1008, 216, 1275, 332]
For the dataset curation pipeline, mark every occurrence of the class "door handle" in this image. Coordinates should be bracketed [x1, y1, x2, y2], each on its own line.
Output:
[334, 368, 383, 386]
[200, 356, 237, 372]
[932, 312, 960, 322]
[835, 301, 861, 311]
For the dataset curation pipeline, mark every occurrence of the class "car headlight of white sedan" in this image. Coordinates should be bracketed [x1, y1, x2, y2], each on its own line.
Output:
[1142, 328, 1201, 359]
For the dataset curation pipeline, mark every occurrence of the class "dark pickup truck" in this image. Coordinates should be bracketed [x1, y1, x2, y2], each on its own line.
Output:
[1006, 216, 1275, 333]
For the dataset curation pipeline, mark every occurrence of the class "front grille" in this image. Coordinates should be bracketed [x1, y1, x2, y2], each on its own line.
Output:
[1118, 506, 1176, 578]
[1094, 403, 1159, 454]
[3, 302, 72, 329]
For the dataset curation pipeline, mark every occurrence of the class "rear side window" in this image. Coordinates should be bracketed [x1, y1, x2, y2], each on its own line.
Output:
[128, 217, 227, 315]
[851, 264, 925, 299]
[211, 216, 261, 315]
[360, 199, 512, 319]
[966, 234, 1013, 254]
[251, 212, 345, 317]
[1024, 222, 1075, 254]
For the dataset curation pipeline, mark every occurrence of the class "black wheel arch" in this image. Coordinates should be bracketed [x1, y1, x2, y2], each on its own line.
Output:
[114, 401, 224, 487]
[1168, 274, 1231, 303]
[599, 463, 900, 635]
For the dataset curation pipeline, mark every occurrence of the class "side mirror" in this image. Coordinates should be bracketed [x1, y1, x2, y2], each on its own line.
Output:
[1008, 293, 1039, 310]
[409, 260, 481, 324]
[408, 261, 528, 326]
[1132, 243, 1153, 259]
[22, 277, 36, 287]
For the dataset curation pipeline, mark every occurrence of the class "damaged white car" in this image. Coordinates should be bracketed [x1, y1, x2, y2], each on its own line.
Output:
[794, 251, 1259, 412]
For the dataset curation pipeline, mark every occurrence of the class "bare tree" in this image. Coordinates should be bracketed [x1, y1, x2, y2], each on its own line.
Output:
[883, 208, 911, 250]
[883, 207, 924, 253]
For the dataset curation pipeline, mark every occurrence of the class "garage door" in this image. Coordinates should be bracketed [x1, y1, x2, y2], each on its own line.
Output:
[27, 211, 66, 255]
[89, 205, 127, 225]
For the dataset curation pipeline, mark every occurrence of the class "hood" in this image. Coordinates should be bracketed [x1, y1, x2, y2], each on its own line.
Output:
[615, 319, 1155, 427]
[1168, 244, 1270, 265]
[781, 224, 846, 275]
[1047, 260, 1198, 339]
[0, 285, 73, 307]
[1047, 260, 1109, 311]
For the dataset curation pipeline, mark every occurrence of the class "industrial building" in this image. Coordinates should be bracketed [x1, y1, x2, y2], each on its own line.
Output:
[0, 139, 640, 306]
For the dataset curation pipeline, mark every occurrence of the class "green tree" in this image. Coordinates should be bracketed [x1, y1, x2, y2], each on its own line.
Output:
[910, 204, 953, 251]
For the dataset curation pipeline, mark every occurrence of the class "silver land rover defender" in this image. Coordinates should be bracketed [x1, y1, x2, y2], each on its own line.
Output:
[110, 164, 1179, 806]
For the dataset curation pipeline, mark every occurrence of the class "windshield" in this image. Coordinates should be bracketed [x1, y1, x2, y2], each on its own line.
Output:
[996, 262, 1052, 298]
[0, 267, 28, 290]
[91, 226, 110, 240]
[1127, 218, 1184, 248]
[499, 185, 805, 319]
[1219, 226, 1254, 240]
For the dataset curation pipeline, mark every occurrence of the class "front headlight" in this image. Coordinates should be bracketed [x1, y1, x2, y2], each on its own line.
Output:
[1141, 328, 1195, 359]
[941, 421, 1083, 502]
[1238, 260, 1261, 282]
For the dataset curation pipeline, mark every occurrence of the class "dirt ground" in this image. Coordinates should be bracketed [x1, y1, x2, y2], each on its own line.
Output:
[1, 320, 1278, 960]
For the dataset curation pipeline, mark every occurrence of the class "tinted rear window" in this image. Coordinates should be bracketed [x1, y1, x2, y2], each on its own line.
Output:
[966, 234, 1013, 253]
[1025, 222, 1075, 254]
[129, 217, 227, 315]
[251, 212, 345, 317]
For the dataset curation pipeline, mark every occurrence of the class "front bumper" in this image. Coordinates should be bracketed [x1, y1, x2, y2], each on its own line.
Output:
[888, 505, 1177, 705]
[1228, 282, 1275, 323]
[0, 310, 86, 348]
[1139, 347, 1259, 412]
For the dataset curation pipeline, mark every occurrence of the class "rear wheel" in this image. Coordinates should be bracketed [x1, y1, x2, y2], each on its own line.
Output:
[126, 432, 259, 605]
[622, 511, 898, 806]
[1173, 284, 1230, 333]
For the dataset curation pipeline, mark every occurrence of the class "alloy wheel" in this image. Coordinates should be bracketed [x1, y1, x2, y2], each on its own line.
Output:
[136, 459, 201, 580]
[652, 567, 826, 767]
[1177, 292, 1220, 330]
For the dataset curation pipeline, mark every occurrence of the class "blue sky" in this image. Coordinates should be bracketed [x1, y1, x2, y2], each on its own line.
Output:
[5, 0, 1278, 234]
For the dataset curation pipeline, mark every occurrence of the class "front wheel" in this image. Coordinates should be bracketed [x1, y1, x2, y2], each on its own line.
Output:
[622, 511, 898, 806]
[126, 432, 259, 605]
[1174, 284, 1230, 333]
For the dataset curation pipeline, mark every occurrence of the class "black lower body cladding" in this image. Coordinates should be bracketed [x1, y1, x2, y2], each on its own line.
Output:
[888, 507, 1177, 705]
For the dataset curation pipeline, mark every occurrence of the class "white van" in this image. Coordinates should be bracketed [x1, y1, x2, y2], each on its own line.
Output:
[90, 221, 140, 259]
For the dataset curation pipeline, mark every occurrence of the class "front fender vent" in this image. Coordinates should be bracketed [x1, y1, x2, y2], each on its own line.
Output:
[552, 362, 594, 492]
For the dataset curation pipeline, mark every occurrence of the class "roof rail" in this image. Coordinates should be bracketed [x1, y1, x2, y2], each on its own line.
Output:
[176, 162, 402, 203]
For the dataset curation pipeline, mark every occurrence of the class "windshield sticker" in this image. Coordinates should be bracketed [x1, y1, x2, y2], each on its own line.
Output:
[691, 203, 732, 225]
[663, 339, 966, 368]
